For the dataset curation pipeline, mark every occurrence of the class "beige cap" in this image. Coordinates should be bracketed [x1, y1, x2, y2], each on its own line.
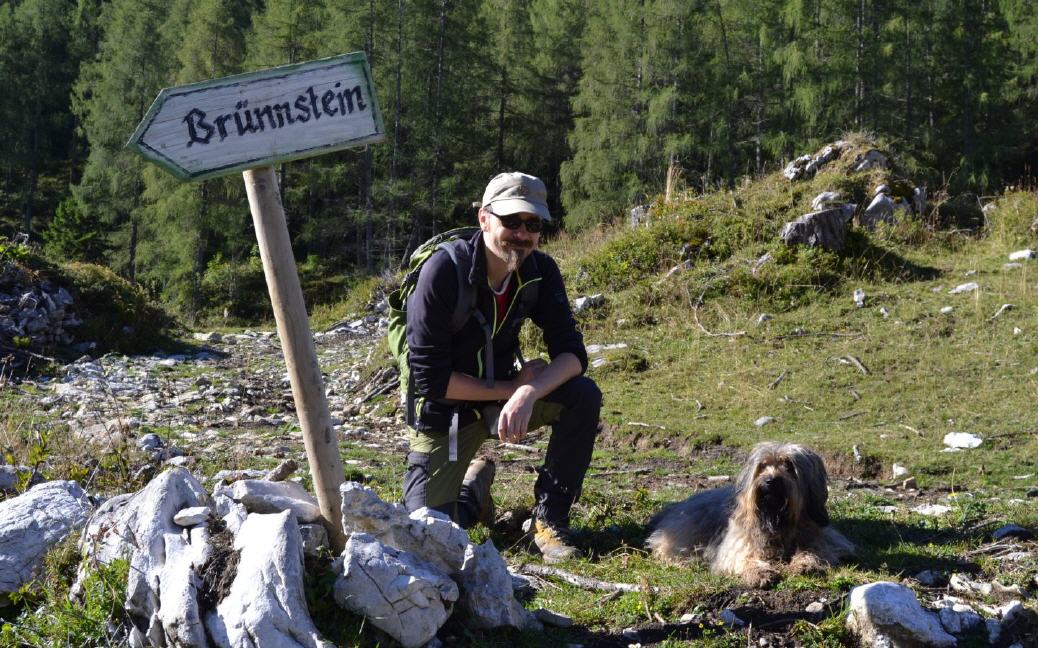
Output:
[481, 172, 551, 221]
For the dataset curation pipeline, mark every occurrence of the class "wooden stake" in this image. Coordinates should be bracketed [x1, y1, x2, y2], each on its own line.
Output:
[243, 167, 347, 552]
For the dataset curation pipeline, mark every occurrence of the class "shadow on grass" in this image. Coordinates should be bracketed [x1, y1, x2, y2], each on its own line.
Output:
[843, 232, 942, 283]
[834, 516, 983, 575]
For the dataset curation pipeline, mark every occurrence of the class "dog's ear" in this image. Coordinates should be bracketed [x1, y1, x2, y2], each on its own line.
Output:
[792, 448, 830, 526]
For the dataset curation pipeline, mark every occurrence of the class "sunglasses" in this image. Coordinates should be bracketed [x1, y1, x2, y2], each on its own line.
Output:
[488, 210, 545, 233]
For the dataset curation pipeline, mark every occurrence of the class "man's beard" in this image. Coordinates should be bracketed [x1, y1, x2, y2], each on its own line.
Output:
[502, 240, 532, 272]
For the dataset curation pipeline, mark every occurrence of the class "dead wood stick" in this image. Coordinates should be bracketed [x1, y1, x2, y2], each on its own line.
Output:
[499, 442, 541, 453]
[519, 563, 657, 593]
[588, 468, 652, 477]
[686, 287, 747, 338]
[839, 355, 870, 375]
[768, 370, 787, 390]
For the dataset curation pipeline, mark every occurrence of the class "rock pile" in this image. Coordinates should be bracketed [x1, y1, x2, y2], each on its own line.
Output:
[40, 467, 540, 648]
[779, 140, 929, 252]
[0, 262, 79, 347]
[847, 580, 1033, 647]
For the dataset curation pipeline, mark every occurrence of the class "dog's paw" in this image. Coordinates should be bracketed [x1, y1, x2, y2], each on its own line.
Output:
[788, 551, 827, 575]
[741, 564, 780, 588]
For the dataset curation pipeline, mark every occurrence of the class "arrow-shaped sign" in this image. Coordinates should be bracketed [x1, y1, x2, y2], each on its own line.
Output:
[128, 52, 385, 181]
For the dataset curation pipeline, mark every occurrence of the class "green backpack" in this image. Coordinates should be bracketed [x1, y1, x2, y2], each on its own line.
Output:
[386, 226, 539, 403]
[387, 227, 484, 401]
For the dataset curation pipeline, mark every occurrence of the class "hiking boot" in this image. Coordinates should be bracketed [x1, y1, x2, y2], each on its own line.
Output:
[532, 518, 581, 564]
[462, 458, 496, 526]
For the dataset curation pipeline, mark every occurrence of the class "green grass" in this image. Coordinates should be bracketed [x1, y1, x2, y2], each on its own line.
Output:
[4, 170, 1038, 644]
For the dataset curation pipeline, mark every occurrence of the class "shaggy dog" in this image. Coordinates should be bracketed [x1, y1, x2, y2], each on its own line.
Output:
[646, 442, 854, 587]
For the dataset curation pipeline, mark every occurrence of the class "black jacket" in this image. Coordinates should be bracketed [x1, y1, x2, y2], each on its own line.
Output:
[405, 230, 588, 432]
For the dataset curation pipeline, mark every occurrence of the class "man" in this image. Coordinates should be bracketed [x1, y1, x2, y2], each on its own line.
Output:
[402, 171, 601, 563]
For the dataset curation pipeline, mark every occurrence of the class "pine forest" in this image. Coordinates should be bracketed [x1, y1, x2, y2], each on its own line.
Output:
[1, 0, 1037, 321]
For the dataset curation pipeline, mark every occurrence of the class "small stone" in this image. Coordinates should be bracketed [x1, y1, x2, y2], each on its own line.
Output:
[879, 307, 890, 318]
[1008, 249, 1036, 261]
[948, 282, 979, 295]
[913, 504, 952, 516]
[806, 601, 825, 614]
[621, 627, 639, 640]
[678, 613, 696, 624]
[853, 288, 866, 308]
[892, 463, 909, 478]
[754, 416, 775, 427]
[943, 432, 982, 449]
[940, 306, 953, 314]
[173, 506, 211, 526]
[534, 608, 573, 628]
[902, 477, 917, 490]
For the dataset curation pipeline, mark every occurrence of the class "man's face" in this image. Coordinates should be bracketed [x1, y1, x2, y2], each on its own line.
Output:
[479, 207, 542, 272]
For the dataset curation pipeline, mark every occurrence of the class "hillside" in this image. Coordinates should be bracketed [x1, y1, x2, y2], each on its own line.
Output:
[2, 138, 1038, 646]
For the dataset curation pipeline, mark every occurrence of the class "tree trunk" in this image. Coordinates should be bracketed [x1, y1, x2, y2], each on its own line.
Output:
[22, 126, 39, 237]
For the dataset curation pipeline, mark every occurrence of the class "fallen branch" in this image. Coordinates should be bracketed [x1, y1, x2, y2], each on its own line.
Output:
[768, 370, 787, 390]
[837, 411, 866, 421]
[838, 355, 870, 375]
[499, 442, 541, 453]
[686, 287, 747, 338]
[626, 421, 666, 430]
[588, 468, 652, 478]
[517, 564, 658, 593]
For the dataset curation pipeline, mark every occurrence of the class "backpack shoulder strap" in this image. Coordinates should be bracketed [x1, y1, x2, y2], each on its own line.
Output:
[438, 238, 494, 389]
[438, 241, 476, 334]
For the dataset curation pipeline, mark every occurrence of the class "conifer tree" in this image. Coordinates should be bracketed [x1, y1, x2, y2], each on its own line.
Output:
[73, 0, 175, 280]
[137, 0, 253, 315]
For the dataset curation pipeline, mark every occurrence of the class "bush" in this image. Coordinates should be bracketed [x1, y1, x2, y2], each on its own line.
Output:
[63, 262, 178, 354]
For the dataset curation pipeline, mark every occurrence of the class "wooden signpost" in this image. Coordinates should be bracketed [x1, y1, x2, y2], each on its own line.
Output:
[129, 53, 385, 551]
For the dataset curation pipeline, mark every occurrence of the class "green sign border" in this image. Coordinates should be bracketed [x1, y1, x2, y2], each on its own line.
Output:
[127, 52, 385, 181]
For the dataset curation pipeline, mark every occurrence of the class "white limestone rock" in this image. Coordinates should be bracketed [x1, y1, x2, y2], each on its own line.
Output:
[78, 468, 212, 647]
[220, 478, 321, 523]
[206, 511, 333, 648]
[1008, 249, 1036, 261]
[949, 282, 979, 295]
[860, 193, 895, 229]
[943, 432, 982, 449]
[212, 492, 247, 536]
[811, 191, 843, 211]
[340, 481, 469, 573]
[173, 506, 211, 527]
[780, 207, 852, 251]
[854, 149, 888, 171]
[846, 582, 955, 647]
[932, 596, 982, 635]
[334, 533, 458, 648]
[456, 541, 541, 631]
[0, 480, 93, 599]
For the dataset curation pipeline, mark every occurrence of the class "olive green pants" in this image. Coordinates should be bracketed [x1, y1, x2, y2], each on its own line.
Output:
[405, 401, 563, 516]
[403, 376, 603, 529]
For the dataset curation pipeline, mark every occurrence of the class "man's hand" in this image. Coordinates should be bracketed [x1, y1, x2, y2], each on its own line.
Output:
[498, 384, 537, 443]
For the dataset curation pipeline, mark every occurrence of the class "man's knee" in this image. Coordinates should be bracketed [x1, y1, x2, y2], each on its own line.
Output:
[552, 375, 602, 412]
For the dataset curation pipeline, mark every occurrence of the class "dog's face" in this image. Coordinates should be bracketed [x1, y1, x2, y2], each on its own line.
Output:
[737, 443, 831, 533]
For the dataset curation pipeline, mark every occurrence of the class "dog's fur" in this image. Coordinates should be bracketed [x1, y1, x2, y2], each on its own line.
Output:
[646, 442, 854, 587]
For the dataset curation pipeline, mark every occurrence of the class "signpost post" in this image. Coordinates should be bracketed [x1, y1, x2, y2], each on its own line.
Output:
[129, 53, 385, 551]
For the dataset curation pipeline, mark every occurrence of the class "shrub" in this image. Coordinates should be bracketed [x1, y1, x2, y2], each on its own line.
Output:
[63, 262, 178, 354]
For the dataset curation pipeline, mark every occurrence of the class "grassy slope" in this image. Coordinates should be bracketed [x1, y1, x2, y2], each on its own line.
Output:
[487, 141, 1038, 645]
